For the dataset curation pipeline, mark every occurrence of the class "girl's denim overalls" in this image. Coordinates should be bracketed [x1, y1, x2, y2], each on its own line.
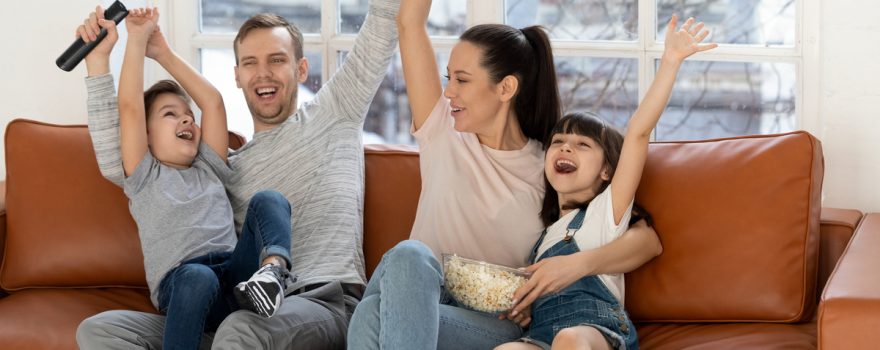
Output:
[521, 209, 639, 350]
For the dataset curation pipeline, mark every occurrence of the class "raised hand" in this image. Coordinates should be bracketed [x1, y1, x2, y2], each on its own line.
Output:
[145, 25, 172, 62]
[663, 14, 718, 63]
[76, 5, 118, 61]
[125, 7, 159, 39]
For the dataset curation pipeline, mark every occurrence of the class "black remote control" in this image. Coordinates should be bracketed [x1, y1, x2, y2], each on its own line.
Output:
[56, 1, 129, 72]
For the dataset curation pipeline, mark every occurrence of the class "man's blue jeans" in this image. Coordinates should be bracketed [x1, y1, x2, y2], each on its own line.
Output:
[157, 190, 292, 350]
[347, 240, 523, 350]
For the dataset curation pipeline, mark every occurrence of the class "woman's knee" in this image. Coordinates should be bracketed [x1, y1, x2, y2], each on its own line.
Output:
[385, 240, 437, 267]
[351, 294, 380, 320]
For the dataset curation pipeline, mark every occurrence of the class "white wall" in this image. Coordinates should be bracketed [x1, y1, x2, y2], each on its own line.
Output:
[0, 0, 101, 169]
[819, 0, 880, 213]
[1, 0, 879, 212]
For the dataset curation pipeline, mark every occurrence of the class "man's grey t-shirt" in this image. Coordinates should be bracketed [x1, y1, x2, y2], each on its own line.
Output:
[124, 143, 236, 307]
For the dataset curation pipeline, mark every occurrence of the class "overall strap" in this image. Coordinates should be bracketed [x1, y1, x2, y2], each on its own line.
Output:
[563, 208, 587, 242]
[528, 208, 588, 263]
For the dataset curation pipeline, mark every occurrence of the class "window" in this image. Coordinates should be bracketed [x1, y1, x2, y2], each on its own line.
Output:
[171, 0, 817, 143]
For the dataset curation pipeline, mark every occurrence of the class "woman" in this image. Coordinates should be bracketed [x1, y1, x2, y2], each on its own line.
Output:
[347, 0, 662, 348]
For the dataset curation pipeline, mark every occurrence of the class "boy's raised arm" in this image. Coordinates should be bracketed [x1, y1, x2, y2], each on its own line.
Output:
[117, 7, 157, 177]
[81, 5, 125, 186]
[147, 23, 228, 162]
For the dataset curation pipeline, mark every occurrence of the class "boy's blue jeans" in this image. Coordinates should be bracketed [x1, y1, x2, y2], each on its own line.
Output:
[156, 190, 292, 350]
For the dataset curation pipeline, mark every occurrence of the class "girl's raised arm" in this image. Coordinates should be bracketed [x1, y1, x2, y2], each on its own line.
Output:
[610, 15, 717, 225]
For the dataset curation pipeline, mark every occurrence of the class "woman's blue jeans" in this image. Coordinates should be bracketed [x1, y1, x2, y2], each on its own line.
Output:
[347, 240, 523, 350]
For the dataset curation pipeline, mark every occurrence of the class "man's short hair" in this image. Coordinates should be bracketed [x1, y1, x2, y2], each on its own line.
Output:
[234, 13, 304, 64]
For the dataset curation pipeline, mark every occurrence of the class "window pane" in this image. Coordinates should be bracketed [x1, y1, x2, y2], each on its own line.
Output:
[200, 48, 322, 140]
[338, 51, 449, 145]
[200, 0, 321, 34]
[556, 57, 639, 131]
[656, 0, 795, 46]
[340, 0, 466, 36]
[656, 60, 796, 141]
[506, 0, 638, 41]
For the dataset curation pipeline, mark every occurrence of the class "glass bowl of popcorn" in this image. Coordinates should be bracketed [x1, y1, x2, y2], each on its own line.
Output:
[442, 253, 530, 314]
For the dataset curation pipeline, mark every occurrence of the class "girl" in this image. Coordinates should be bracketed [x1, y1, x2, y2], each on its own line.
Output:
[497, 15, 717, 350]
[347, 0, 665, 348]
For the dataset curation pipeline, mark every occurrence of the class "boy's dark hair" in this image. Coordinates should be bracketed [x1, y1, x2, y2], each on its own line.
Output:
[459, 24, 561, 144]
[143, 80, 190, 119]
[539, 111, 625, 226]
[234, 13, 304, 64]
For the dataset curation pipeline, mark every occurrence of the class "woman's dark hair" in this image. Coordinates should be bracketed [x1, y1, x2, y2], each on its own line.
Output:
[143, 80, 191, 119]
[459, 24, 561, 143]
[539, 111, 625, 226]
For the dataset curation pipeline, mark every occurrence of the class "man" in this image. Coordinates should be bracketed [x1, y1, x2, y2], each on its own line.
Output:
[75, 0, 399, 348]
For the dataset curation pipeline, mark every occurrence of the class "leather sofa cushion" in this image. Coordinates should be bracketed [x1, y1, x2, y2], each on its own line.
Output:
[0, 288, 155, 349]
[1, 120, 144, 289]
[636, 322, 816, 349]
[627, 131, 823, 322]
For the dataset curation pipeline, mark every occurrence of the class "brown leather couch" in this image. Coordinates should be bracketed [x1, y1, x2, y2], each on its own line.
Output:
[0, 119, 877, 349]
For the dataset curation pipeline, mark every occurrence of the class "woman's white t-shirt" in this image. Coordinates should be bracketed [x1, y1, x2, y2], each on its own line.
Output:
[409, 98, 546, 268]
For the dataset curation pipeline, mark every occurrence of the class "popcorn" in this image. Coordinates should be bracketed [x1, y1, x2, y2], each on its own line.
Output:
[442, 254, 529, 314]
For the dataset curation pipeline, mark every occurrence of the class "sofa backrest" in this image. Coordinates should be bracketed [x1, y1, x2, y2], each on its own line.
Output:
[0, 120, 248, 291]
[626, 131, 823, 323]
[1, 120, 144, 290]
[361, 132, 824, 324]
[363, 145, 421, 276]
[2, 120, 823, 324]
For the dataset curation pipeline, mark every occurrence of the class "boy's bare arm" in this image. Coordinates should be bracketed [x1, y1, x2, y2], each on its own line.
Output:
[147, 25, 228, 162]
[117, 7, 156, 177]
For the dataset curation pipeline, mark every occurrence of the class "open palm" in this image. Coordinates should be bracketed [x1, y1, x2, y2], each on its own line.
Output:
[663, 15, 718, 63]
[125, 7, 159, 37]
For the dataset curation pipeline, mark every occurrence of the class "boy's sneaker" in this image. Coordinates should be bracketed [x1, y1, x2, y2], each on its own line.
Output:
[234, 264, 288, 318]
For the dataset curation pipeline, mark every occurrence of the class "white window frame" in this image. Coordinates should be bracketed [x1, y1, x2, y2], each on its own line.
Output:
[163, 0, 820, 138]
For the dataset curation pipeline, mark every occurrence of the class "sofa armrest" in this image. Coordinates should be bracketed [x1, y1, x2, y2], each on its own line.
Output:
[0, 180, 6, 298]
[818, 213, 880, 349]
[818, 208, 863, 294]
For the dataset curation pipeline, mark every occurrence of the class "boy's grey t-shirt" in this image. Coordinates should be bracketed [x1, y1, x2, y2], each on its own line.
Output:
[124, 143, 237, 307]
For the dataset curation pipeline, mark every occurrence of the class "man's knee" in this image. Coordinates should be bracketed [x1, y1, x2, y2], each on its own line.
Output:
[76, 313, 104, 345]
[213, 311, 268, 347]
[76, 310, 151, 348]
